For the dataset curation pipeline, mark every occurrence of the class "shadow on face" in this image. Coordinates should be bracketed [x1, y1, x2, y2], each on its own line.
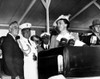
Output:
[22, 28, 31, 39]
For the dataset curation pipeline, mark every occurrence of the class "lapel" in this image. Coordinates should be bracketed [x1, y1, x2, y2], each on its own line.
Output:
[7, 34, 16, 43]
[94, 32, 100, 40]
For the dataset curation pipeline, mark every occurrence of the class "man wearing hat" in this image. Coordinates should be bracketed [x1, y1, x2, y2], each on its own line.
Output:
[18, 23, 38, 79]
[90, 19, 100, 45]
[82, 19, 100, 46]
[40, 32, 51, 50]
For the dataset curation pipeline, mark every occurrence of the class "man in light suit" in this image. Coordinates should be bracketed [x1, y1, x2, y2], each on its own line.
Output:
[2, 21, 24, 79]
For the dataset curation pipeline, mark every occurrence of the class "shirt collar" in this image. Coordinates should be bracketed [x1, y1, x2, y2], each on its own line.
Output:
[9, 33, 16, 40]
[43, 44, 48, 49]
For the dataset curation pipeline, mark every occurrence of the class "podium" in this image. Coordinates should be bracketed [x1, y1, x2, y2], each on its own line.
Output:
[38, 46, 100, 79]
[64, 46, 100, 77]
[38, 47, 64, 79]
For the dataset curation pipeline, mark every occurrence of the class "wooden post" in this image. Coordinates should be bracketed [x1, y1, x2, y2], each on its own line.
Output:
[70, 0, 97, 21]
[94, 0, 100, 9]
[18, 0, 36, 24]
[41, 0, 51, 33]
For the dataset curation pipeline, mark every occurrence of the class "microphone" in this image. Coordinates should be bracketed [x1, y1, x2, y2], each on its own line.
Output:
[59, 38, 68, 47]
[68, 39, 75, 46]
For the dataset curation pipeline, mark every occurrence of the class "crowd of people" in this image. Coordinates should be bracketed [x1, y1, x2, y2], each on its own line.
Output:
[0, 14, 100, 79]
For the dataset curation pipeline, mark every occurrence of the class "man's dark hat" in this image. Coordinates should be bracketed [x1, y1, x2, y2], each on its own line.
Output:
[90, 19, 100, 29]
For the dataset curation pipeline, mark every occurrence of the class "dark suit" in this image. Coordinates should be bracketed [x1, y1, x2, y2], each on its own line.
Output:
[81, 33, 100, 46]
[2, 34, 24, 79]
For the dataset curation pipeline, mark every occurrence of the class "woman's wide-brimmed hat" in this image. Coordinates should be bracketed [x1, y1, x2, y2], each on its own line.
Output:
[53, 14, 71, 27]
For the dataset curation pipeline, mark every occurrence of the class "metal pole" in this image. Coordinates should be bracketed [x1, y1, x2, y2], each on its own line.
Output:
[18, 0, 36, 24]
[70, 0, 97, 21]
[41, 0, 51, 33]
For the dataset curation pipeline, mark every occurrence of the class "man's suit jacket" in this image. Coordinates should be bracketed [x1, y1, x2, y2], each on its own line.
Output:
[2, 34, 24, 78]
[82, 33, 100, 46]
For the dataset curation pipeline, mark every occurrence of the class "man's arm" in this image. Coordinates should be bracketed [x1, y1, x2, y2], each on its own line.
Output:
[3, 41, 17, 77]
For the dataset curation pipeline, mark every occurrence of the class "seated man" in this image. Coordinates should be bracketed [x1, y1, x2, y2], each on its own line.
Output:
[81, 19, 100, 46]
